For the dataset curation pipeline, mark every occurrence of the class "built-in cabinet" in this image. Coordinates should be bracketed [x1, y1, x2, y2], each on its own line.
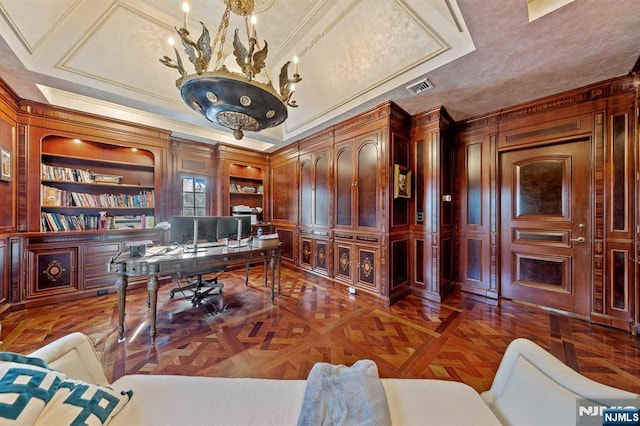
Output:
[272, 101, 411, 303]
[455, 118, 498, 299]
[217, 144, 268, 218]
[0, 79, 17, 318]
[40, 137, 156, 231]
[269, 146, 298, 264]
[298, 128, 333, 277]
[9, 101, 170, 308]
[332, 128, 385, 298]
[11, 229, 163, 309]
[334, 133, 381, 230]
[410, 107, 455, 302]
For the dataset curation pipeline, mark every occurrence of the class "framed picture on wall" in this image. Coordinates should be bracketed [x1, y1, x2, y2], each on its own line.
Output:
[393, 164, 411, 199]
[0, 147, 11, 182]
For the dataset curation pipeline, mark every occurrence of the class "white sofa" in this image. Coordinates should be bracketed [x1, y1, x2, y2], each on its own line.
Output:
[24, 333, 638, 425]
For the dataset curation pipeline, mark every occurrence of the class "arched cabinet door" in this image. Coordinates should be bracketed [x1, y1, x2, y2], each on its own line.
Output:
[299, 156, 313, 226]
[314, 154, 329, 227]
[356, 137, 379, 229]
[334, 132, 380, 230]
[335, 142, 354, 228]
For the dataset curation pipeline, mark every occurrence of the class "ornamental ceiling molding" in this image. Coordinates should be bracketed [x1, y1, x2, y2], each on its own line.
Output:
[0, 0, 81, 54]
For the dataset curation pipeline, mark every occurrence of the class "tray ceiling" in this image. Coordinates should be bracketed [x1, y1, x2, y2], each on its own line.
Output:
[0, 0, 637, 151]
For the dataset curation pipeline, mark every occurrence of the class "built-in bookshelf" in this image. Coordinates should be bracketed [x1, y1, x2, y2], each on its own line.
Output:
[228, 164, 264, 214]
[40, 137, 156, 232]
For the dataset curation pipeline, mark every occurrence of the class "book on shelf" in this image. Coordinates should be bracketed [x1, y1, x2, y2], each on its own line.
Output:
[142, 215, 155, 229]
[40, 185, 155, 208]
[93, 173, 122, 184]
[40, 211, 157, 232]
[41, 185, 58, 206]
[41, 164, 93, 183]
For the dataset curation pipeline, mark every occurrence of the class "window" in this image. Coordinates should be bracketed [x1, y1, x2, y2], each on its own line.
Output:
[181, 176, 207, 216]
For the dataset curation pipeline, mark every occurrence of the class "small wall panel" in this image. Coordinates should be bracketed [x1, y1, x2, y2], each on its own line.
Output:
[28, 247, 78, 298]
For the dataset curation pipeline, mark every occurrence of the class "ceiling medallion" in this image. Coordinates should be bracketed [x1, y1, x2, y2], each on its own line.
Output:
[160, 0, 302, 140]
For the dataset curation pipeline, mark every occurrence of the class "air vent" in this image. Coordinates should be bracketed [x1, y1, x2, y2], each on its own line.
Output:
[406, 79, 433, 95]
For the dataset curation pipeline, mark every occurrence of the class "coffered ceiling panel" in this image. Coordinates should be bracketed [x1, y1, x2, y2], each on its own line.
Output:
[0, 0, 79, 52]
[59, 3, 179, 102]
[285, 0, 451, 133]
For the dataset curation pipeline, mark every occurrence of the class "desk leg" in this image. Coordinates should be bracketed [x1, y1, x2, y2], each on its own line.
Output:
[270, 256, 276, 303]
[277, 252, 281, 295]
[115, 274, 128, 342]
[244, 259, 250, 286]
[263, 257, 268, 287]
[148, 275, 159, 343]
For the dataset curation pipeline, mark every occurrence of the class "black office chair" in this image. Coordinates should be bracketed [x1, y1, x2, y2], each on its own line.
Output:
[170, 266, 225, 308]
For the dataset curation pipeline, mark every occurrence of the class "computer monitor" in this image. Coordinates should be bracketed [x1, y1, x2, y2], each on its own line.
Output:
[216, 216, 251, 242]
[169, 216, 218, 245]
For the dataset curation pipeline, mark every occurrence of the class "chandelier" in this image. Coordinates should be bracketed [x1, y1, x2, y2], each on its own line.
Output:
[160, 0, 301, 140]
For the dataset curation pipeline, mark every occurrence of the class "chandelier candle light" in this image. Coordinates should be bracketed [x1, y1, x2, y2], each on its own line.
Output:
[160, 0, 302, 140]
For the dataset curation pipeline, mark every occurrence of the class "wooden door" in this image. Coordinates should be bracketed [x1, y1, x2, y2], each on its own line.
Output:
[500, 139, 591, 316]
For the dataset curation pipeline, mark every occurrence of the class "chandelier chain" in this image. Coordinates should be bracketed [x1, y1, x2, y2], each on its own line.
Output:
[214, 6, 231, 69]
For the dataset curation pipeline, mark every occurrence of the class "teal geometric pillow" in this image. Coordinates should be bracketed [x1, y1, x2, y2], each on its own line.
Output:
[0, 351, 132, 425]
[0, 353, 65, 425]
[35, 379, 132, 426]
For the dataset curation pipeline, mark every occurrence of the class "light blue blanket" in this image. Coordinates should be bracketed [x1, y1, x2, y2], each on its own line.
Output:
[297, 360, 392, 426]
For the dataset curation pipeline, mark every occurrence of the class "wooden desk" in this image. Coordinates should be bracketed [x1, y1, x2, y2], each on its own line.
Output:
[108, 243, 281, 342]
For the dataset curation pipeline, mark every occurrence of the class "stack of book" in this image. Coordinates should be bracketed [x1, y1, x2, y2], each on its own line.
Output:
[93, 173, 122, 184]
[41, 164, 93, 182]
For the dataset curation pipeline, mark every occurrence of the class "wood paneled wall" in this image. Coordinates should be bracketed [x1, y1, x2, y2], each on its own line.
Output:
[0, 73, 638, 333]
[456, 74, 639, 331]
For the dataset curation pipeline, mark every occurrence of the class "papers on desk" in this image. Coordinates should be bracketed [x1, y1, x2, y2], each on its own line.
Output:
[227, 237, 252, 248]
[145, 246, 182, 256]
[258, 233, 279, 239]
[253, 233, 280, 248]
[186, 241, 225, 249]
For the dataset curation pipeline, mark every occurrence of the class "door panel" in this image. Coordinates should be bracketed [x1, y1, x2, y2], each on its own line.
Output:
[500, 139, 591, 316]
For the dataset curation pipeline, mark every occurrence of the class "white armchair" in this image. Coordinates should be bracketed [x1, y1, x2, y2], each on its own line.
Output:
[481, 338, 640, 425]
[29, 332, 110, 386]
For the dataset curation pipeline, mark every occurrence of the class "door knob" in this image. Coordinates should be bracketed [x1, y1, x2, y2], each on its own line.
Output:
[570, 237, 586, 243]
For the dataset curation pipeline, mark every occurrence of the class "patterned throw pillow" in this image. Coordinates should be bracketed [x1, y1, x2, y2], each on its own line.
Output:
[0, 353, 65, 425]
[0, 352, 132, 426]
[35, 379, 132, 426]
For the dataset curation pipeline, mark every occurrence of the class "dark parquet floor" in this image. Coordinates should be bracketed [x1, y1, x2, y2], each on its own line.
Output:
[2, 265, 640, 395]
